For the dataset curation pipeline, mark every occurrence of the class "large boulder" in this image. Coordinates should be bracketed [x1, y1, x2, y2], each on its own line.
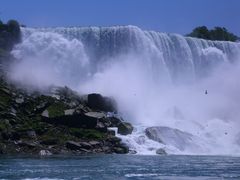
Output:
[117, 122, 133, 135]
[156, 148, 167, 155]
[113, 144, 129, 154]
[145, 126, 199, 151]
[87, 93, 117, 112]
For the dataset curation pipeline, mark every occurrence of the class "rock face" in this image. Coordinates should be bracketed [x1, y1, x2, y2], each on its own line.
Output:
[0, 75, 133, 155]
[145, 126, 199, 151]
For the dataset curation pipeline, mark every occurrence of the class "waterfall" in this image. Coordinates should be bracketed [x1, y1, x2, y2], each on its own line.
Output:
[9, 25, 240, 155]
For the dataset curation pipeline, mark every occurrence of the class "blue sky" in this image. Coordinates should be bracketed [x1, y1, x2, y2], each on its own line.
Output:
[0, 0, 239, 35]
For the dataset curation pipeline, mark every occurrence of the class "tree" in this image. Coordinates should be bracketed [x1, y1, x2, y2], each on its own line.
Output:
[187, 26, 210, 40]
[0, 19, 21, 62]
[187, 26, 239, 42]
[0, 19, 21, 51]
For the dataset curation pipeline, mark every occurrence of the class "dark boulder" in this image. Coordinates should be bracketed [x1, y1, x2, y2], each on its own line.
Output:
[66, 141, 92, 151]
[108, 117, 121, 127]
[156, 148, 167, 155]
[87, 93, 117, 112]
[107, 136, 122, 144]
[117, 122, 133, 135]
[113, 143, 129, 154]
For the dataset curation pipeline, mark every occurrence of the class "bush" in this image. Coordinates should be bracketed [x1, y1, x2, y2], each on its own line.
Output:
[187, 26, 239, 42]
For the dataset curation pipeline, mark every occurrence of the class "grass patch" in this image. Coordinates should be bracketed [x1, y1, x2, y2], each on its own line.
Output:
[69, 128, 106, 140]
[40, 128, 71, 144]
[0, 90, 11, 107]
[47, 102, 66, 118]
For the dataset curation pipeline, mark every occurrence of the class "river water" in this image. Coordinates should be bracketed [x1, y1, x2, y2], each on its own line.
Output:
[0, 155, 240, 180]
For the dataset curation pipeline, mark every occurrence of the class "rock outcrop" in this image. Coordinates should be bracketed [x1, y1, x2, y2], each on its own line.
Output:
[145, 126, 199, 151]
[0, 77, 133, 155]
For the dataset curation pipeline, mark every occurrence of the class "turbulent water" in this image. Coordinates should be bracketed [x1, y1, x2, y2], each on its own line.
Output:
[1, 155, 240, 180]
[8, 26, 240, 155]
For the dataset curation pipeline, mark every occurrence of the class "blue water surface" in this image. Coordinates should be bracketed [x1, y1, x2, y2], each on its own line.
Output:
[0, 155, 240, 180]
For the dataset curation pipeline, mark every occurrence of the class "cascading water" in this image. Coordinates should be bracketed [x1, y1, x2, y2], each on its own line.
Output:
[8, 25, 240, 155]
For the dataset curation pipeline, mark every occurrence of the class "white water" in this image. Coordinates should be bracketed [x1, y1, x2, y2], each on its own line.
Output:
[8, 25, 240, 155]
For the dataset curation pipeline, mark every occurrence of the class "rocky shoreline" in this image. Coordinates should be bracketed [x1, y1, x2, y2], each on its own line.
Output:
[0, 76, 133, 156]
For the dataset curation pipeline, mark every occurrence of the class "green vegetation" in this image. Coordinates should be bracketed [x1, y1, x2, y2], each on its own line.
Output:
[187, 26, 239, 42]
[0, 90, 11, 107]
[47, 102, 66, 118]
[69, 128, 106, 140]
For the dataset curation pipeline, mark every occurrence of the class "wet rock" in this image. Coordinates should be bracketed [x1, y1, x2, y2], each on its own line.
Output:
[114, 144, 129, 154]
[66, 141, 82, 150]
[117, 122, 133, 135]
[107, 136, 122, 144]
[39, 150, 52, 156]
[78, 148, 91, 153]
[79, 142, 92, 150]
[27, 130, 36, 138]
[108, 117, 121, 127]
[145, 127, 164, 144]
[85, 111, 106, 119]
[89, 141, 101, 147]
[102, 146, 111, 153]
[129, 150, 137, 154]
[87, 93, 116, 112]
[145, 126, 199, 151]
[156, 148, 167, 155]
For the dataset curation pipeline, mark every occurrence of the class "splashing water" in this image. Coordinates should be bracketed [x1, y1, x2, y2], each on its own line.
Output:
[8, 26, 240, 155]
